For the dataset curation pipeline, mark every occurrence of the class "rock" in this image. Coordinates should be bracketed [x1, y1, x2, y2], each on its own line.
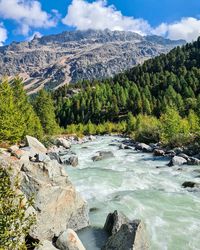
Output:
[135, 143, 153, 153]
[165, 150, 176, 157]
[35, 153, 51, 163]
[104, 210, 129, 235]
[119, 144, 133, 150]
[88, 135, 96, 141]
[153, 149, 165, 156]
[102, 211, 149, 250]
[68, 156, 79, 167]
[8, 145, 19, 153]
[11, 149, 26, 159]
[56, 229, 86, 250]
[168, 156, 187, 167]
[187, 157, 200, 166]
[182, 181, 200, 188]
[35, 240, 57, 250]
[56, 138, 71, 149]
[47, 151, 61, 163]
[26, 136, 47, 154]
[173, 147, 183, 155]
[21, 160, 89, 240]
[92, 151, 114, 161]
[178, 153, 190, 161]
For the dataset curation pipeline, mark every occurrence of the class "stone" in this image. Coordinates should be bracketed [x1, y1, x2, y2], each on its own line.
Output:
[178, 153, 190, 161]
[104, 210, 129, 235]
[56, 229, 86, 250]
[187, 157, 200, 166]
[135, 143, 153, 153]
[35, 240, 57, 250]
[153, 149, 165, 156]
[88, 135, 96, 141]
[92, 151, 114, 161]
[47, 151, 61, 163]
[68, 156, 79, 167]
[168, 156, 187, 167]
[20, 160, 89, 240]
[26, 136, 47, 154]
[35, 153, 51, 163]
[11, 149, 26, 159]
[182, 181, 200, 188]
[165, 150, 176, 157]
[102, 211, 149, 250]
[8, 145, 19, 153]
[56, 138, 71, 149]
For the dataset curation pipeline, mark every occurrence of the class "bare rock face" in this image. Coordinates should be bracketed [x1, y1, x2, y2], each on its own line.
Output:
[20, 159, 89, 240]
[35, 240, 57, 250]
[102, 211, 149, 250]
[56, 229, 86, 250]
[0, 29, 185, 94]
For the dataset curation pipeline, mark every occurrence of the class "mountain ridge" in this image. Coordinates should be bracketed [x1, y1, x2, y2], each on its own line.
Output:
[0, 29, 185, 94]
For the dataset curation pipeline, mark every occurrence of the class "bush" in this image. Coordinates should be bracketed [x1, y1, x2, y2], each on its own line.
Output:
[0, 167, 36, 250]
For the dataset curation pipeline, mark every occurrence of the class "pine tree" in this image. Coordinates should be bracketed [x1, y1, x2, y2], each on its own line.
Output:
[33, 90, 60, 135]
[0, 80, 24, 143]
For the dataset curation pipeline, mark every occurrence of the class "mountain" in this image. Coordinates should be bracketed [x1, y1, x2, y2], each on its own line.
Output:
[0, 29, 185, 94]
[54, 37, 200, 127]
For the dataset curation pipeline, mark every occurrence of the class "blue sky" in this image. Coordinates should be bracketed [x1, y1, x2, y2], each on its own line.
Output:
[0, 0, 200, 45]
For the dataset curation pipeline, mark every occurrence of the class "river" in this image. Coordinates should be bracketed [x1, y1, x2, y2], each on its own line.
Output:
[66, 136, 200, 250]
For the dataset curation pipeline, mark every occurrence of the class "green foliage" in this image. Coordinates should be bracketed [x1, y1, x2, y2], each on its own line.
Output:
[54, 38, 200, 127]
[0, 167, 36, 250]
[134, 115, 161, 143]
[33, 90, 60, 135]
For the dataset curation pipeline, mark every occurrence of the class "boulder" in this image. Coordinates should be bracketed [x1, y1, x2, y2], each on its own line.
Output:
[56, 138, 71, 149]
[20, 160, 89, 240]
[104, 210, 129, 235]
[119, 144, 134, 150]
[135, 143, 153, 153]
[187, 157, 200, 166]
[35, 240, 57, 250]
[56, 229, 86, 250]
[168, 156, 187, 167]
[11, 149, 26, 159]
[102, 211, 149, 250]
[8, 145, 19, 153]
[182, 181, 200, 188]
[178, 153, 190, 161]
[153, 149, 165, 157]
[92, 151, 114, 161]
[35, 153, 51, 163]
[68, 156, 79, 167]
[165, 150, 176, 157]
[26, 136, 47, 154]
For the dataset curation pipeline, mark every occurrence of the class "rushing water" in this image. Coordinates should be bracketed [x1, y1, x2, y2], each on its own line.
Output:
[66, 136, 200, 250]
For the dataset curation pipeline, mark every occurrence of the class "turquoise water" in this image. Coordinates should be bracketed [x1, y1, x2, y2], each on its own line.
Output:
[67, 136, 200, 250]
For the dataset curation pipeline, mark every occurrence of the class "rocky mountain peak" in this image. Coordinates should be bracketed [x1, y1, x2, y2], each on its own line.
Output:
[0, 29, 185, 94]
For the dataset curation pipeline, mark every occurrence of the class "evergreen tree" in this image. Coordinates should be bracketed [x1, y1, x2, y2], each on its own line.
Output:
[34, 90, 60, 135]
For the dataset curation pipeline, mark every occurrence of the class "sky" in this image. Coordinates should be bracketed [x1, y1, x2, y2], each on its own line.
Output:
[0, 0, 200, 45]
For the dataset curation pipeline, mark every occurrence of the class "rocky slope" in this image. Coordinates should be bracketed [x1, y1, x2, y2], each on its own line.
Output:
[0, 29, 185, 94]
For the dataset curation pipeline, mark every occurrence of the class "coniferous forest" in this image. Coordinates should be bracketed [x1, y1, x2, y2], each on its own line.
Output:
[0, 38, 199, 147]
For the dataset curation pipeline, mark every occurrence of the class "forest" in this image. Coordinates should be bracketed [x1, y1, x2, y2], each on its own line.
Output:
[0, 38, 199, 147]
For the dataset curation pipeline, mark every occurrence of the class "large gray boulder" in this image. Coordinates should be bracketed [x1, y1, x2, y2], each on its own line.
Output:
[26, 136, 47, 154]
[104, 210, 129, 235]
[56, 229, 86, 250]
[20, 160, 89, 240]
[102, 211, 149, 250]
[168, 156, 187, 166]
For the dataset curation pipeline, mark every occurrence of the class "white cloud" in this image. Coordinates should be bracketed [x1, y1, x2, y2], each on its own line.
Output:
[0, 23, 7, 46]
[63, 0, 200, 42]
[153, 17, 200, 42]
[0, 0, 59, 35]
[62, 0, 151, 35]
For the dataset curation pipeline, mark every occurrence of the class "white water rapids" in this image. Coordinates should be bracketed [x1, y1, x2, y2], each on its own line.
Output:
[66, 136, 200, 250]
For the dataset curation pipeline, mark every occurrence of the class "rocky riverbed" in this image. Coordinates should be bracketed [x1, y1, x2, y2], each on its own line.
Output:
[1, 135, 200, 250]
[66, 136, 200, 250]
